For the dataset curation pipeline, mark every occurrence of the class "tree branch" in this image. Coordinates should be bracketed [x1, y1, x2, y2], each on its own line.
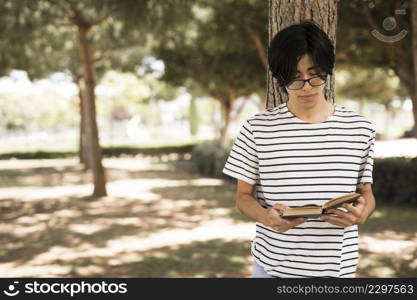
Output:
[94, 50, 114, 62]
[91, 17, 108, 27]
[62, 0, 89, 28]
[243, 20, 268, 71]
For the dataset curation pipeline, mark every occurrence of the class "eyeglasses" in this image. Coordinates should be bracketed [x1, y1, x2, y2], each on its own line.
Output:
[286, 74, 327, 90]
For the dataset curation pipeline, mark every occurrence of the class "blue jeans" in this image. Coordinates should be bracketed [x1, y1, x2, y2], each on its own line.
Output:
[252, 261, 273, 278]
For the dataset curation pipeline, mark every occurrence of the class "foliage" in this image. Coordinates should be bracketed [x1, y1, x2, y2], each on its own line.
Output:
[337, 0, 411, 70]
[335, 67, 405, 105]
[336, 0, 413, 104]
[96, 71, 181, 126]
[0, 0, 188, 79]
[372, 157, 417, 204]
[0, 77, 78, 134]
[154, 0, 268, 101]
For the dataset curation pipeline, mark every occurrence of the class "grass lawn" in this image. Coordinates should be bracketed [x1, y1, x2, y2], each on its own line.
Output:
[0, 157, 416, 277]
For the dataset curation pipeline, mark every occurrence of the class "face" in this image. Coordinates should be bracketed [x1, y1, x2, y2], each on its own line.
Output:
[286, 54, 327, 106]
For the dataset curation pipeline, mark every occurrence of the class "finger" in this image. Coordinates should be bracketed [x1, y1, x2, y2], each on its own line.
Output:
[277, 217, 305, 232]
[274, 225, 284, 232]
[356, 196, 366, 205]
[278, 216, 291, 226]
[271, 220, 290, 228]
[272, 204, 289, 213]
[352, 196, 365, 209]
[270, 213, 291, 226]
[356, 197, 365, 208]
[269, 207, 283, 218]
[320, 215, 349, 227]
[327, 208, 347, 217]
[323, 212, 357, 226]
[290, 217, 307, 225]
[327, 209, 357, 223]
[341, 203, 362, 218]
[283, 218, 306, 230]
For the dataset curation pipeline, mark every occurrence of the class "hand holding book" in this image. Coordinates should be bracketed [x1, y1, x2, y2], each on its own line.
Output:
[264, 203, 307, 232]
[279, 192, 361, 220]
[320, 195, 367, 226]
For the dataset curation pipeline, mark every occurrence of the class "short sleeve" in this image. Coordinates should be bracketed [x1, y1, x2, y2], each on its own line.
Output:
[357, 123, 376, 189]
[222, 119, 259, 184]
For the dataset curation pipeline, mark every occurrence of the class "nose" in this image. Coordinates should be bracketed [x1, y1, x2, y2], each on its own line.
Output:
[301, 79, 314, 91]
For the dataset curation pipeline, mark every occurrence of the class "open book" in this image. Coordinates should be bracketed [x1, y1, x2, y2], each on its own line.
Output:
[280, 192, 361, 219]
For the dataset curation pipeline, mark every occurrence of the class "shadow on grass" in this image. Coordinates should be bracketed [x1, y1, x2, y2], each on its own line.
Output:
[360, 202, 417, 234]
[358, 248, 417, 278]
[0, 192, 240, 266]
[0, 159, 246, 270]
[0, 195, 148, 265]
[0, 158, 416, 278]
[0, 165, 90, 188]
[69, 239, 252, 278]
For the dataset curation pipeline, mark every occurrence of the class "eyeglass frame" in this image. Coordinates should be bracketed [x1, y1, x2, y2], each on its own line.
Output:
[282, 73, 328, 90]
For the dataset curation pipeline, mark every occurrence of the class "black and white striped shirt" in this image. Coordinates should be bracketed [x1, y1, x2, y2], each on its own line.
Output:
[222, 101, 375, 278]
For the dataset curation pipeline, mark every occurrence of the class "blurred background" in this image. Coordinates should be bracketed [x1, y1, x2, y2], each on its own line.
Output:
[0, 0, 416, 278]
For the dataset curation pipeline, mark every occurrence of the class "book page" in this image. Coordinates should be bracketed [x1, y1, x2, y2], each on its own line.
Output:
[323, 192, 360, 209]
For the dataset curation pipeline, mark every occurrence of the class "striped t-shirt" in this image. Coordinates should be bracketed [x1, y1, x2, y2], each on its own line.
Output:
[222, 101, 376, 278]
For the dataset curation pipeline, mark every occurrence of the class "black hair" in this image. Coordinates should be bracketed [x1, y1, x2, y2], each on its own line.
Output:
[268, 20, 335, 92]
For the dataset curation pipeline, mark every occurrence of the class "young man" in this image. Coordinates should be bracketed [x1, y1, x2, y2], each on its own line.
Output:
[222, 20, 376, 278]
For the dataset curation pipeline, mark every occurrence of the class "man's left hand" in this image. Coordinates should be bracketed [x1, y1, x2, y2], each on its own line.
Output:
[320, 196, 367, 227]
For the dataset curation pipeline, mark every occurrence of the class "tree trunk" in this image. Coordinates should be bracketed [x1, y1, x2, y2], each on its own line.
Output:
[411, 92, 417, 138]
[189, 96, 198, 137]
[219, 98, 232, 148]
[399, 76, 417, 139]
[77, 25, 107, 197]
[267, 0, 339, 109]
[76, 76, 90, 169]
[411, 0, 417, 138]
[384, 103, 391, 140]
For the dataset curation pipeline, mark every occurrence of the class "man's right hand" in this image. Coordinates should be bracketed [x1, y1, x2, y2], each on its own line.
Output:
[263, 203, 307, 232]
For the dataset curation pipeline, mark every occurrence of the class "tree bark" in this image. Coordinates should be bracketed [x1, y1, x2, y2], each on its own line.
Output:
[219, 97, 232, 148]
[77, 25, 107, 197]
[267, 0, 339, 109]
[411, 0, 417, 138]
[75, 75, 90, 169]
[189, 96, 198, 137]
[219, 85, 247, 148]
[400, 78, 417, 139]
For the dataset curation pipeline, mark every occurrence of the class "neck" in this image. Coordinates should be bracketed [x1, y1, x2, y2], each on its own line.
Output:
[287, 95, 334, 123]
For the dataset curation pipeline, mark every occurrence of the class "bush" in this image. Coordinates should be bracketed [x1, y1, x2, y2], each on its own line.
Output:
[0, 151, 74, 160]
[373, 157, 417, 204]
[401, 126, 415, 138]
[191, 140, 230, 179]
[0, 143, 198, 160]
[102, 144, 196, 158]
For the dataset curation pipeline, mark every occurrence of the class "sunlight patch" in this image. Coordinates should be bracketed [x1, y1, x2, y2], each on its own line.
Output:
[69, 223, 107, 235]
[360, 235, 417, 254]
